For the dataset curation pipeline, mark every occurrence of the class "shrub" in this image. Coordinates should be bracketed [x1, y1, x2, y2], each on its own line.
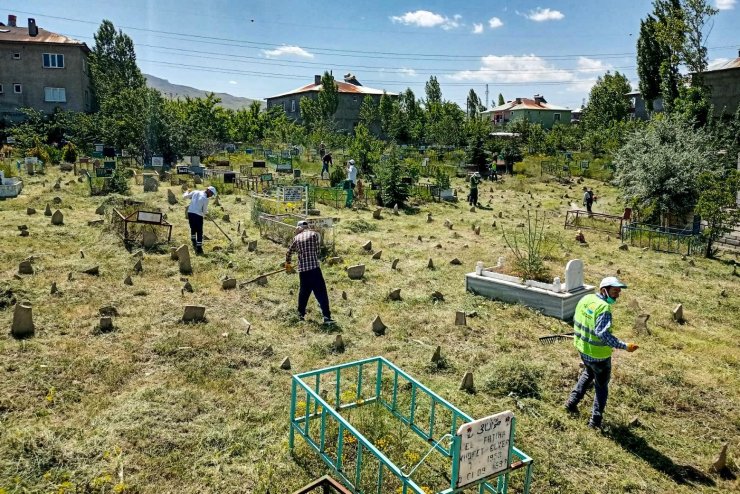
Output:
[483, 356, 545, 399]
[343, 219, 377, 234]
[501, 210, 551, 281]
[62, 142, 78, 163]
[109, 166, 130, 194]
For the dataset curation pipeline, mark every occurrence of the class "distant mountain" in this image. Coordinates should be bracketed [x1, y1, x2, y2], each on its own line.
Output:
[144, 74, 262, 111]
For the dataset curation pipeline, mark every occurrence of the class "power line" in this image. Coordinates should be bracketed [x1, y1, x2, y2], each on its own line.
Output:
[13, 8, 738, 62]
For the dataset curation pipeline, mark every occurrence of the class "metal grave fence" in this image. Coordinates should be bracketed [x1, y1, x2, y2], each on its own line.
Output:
[622, 222, 704, 255]
[290, 357, 533, 494]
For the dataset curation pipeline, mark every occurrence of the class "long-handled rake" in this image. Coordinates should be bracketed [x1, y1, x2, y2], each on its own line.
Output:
[539, 333, 574, 344]
[209, 217, 232, 243]
[239, 268, 286, 288]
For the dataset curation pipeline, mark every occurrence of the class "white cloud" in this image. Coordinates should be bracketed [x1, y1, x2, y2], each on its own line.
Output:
[473, 23, 484, 34]
[716, 0, 736, 9]
[398, 68, 418, 77]
[525, 7, 565, 22]
[262, 45, 314, 59]
[447, 54, 612, 94]
[391, 10, 462, 30]
[229, 80, 237, 85]
[488, 17, 504, 29]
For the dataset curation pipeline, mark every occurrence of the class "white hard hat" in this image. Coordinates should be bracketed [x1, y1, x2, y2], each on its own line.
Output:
[348, 159, 355, 165]
[207, 186, 217, 197]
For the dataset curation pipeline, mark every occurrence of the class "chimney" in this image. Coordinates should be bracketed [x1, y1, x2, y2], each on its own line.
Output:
[515, 98, 522, 104]
[314, 75, 321, 85]
[8, 14, 17, 27]
[534, 94, 546, 104]
[28, 18, 38, 37]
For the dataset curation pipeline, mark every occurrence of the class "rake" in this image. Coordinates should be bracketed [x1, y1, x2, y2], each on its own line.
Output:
[538, 332, 575, 344]
[239, 268, 286, 287]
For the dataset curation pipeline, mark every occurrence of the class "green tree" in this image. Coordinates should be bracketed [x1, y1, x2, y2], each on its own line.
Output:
[379, 92, 395, 137]
[317, 71, 339, 121]
[376, 144, 410, 207]
[358, 96, 379, 135]
[498, 93, 506, 106]
[582, 71, 632, 131]
[348, 123, 381, 174]
[615, 114, 719, 224]
[466, 89, 484, 119]
[695, 170, 740, 257]
[637, 15, 663, 111]
[424, 76, 442, 107]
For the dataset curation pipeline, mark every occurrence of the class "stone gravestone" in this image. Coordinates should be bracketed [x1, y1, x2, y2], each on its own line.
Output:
[388, 288, 402, 301]
[460, 372, 475, 393]
[167, 189, 178, 205]
[143, 174, 159, 192]
[51, 210, 64, 225]
[455, 311, 467, 326]
[18, 260, 34, 275]
[222, 277, 237, 290]
[672, 304, 684, 323]
[363, 241, 372, 251]
[371, 315, 387, 335]
[247, 240, 257, 252]
[634, 314, 650, 334]
[142, 230, 157, 249]
[11, 301, 35, 338]
[280, 357, 292, 370]
[347, 264, 365, 280]
[27, 207, 36, 215]
[564, 259, 584, 292]
[182, 305, 206, 323]
[176, 244, 192, 274]
[372, 250, 382, 260]
[391, 259, 400, 270]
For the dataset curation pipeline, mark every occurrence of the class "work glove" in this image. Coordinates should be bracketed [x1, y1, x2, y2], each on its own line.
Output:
[284, 262, 295, 274]
[626, 343, 639, 352]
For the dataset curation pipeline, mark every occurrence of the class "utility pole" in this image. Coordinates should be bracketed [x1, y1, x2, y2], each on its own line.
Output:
[485, 84, 489, 109]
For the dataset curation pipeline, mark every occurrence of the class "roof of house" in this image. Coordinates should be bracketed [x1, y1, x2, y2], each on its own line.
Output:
[267, 79, 390, 99]
[0, 26, 89, 50]
[705, 57, 740, 72]
[490, 97, 569, 112]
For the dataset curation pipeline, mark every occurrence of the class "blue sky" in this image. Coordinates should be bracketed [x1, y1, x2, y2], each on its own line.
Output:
[4, 1, 739, 109]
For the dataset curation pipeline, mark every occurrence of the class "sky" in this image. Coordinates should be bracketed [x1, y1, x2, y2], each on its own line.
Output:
[3, 0, 739, 109]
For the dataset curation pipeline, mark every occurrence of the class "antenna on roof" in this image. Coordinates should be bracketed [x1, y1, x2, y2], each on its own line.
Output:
[28, 18, 38, 37]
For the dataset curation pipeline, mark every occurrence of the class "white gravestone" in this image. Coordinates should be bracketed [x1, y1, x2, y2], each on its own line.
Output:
[152, 156, 164, 167]
[564, 259, 584, 292]
[455, 410, 514, 489]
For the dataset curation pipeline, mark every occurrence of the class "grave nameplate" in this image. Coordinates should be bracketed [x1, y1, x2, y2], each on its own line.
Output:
[455, 410, 514, 489]
[260, 173, 273, 182]
[136, 211, 163, 224]
[152, 156, 164, 167]
[282, 186, 304, 202]
[177, 165, 190, 175]
[25, 157, 38, 165]
[95, 144, 104, 153]
[253, 161, 266, 169]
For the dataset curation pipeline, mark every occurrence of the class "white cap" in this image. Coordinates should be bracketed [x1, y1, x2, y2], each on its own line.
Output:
[599, 276, 627, 289]
[296, 220, 309, 227]
[207, 186, 217, 197]
[348, 159, 355, 165]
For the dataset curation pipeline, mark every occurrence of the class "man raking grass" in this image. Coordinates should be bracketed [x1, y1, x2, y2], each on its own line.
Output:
[565, 276, 639, 429]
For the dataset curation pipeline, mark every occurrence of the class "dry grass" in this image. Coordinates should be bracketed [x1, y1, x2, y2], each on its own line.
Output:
[0, 159, 738, 493]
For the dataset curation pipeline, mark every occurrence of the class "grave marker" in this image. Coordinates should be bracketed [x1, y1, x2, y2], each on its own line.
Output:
[11, 301, 34, 338]
[454, 411, 515, 488]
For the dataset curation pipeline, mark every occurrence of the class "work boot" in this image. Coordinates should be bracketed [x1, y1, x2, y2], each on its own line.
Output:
[587, 416, 603, 429]
[323, 316, 336, 326]
[195, 246, 204, 256]
[564, 401, 579, 414]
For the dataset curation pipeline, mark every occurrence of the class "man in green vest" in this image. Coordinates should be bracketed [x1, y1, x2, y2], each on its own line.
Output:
[565, 276, 639, 429]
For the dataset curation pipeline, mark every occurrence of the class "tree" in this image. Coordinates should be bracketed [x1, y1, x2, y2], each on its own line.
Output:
[317, 71, 339, 121]
[358, 96, 378, 130]
[637, 16, 663, 111]
[498, 93, 506, 106]
[465, 116, 489, 171]
[581, 71, 632, 131]
[424, 76, 442, 107]
[348, 123, 381, 175]
[378, 92, 395, 138]
[466, 89, 485, 119]
[615, 114, 719, 224]
[376, 144, 410, 207]
[680, 0, 718, 75]
[695, 170, 740, 257]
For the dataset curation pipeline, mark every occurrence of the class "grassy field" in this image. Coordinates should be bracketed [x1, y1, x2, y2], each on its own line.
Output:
[0, 156, 738, 493]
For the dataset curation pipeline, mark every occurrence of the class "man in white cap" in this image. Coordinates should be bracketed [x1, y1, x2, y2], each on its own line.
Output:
[285, 220, 334, 325]
[183, 185, 217, 255]
[345, 159, 357, 208]
[565, 276, 639, 429]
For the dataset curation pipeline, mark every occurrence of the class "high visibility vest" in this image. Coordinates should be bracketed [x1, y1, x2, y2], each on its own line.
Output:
[573, 294, 613, 359]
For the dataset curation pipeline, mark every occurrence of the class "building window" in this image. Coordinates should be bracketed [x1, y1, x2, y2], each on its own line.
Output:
[42, 53, 65, 68]
[0, 84, 3, 94]
[554, 113, 561, 122]
[13, 83, 22, 94]
[13, 53, 21, 60]
[291, 100, 295, 112]
[44, 87, 67, 102]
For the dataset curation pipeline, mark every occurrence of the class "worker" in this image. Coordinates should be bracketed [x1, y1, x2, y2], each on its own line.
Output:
[285, 220, 334, 325]
[321, 152, 333, 179]
[345, 159, 357, 208]
[469, 172, 481, 207]
[565, 276, 639, 429]
[183, 185, 217, 255]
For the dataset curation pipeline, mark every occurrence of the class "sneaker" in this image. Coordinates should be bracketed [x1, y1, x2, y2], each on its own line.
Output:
[564, 401, 579, 414]
[298, 314, 305, 321]
[195, 246, 204, 255]
[323, 317, 336, 325]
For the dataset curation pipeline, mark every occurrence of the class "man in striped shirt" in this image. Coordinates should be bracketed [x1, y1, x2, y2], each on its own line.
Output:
[285, 220, 334, 325]
[565, 276, 639, 429]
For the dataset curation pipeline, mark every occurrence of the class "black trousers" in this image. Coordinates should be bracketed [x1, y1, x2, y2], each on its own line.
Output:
[187, 212, 203, 247]
[298, 268, 331, 319]
[586, 201, 593, 213]
[469, 188, 478, 206]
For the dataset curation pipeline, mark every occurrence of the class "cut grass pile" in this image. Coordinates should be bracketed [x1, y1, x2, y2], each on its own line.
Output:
[0, 159, 738, 493]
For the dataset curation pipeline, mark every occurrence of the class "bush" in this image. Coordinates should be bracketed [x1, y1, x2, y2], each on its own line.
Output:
[62, 142, 78, 163]
[483, 356, 545, 399]
[343, 219, 377, 234]
[329, 165, 345, 187]
[109, 166, 130, 195]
